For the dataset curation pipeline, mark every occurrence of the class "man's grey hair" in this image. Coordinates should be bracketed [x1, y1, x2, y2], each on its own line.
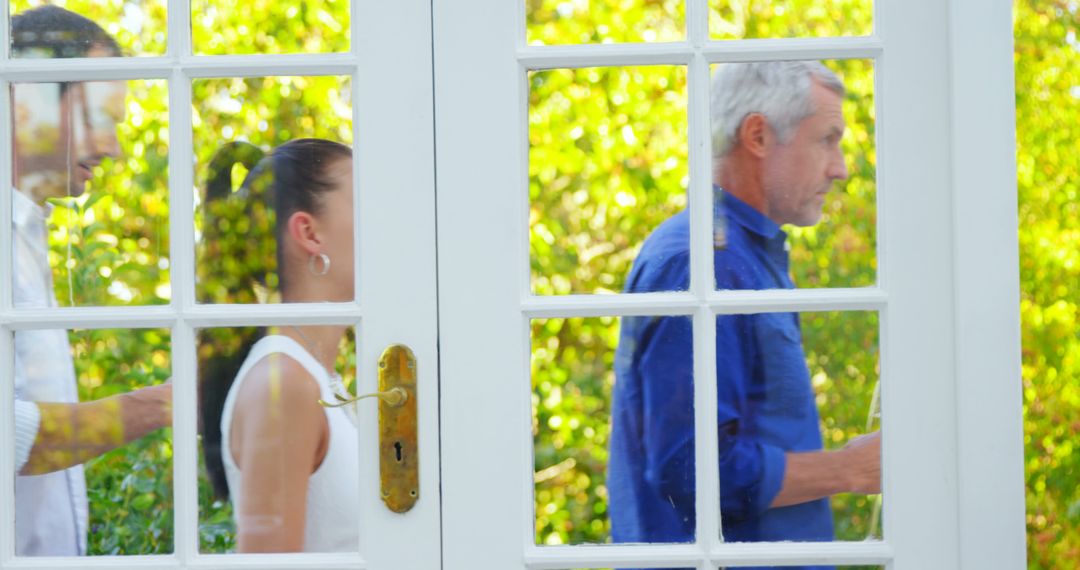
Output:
[710, 61, 845, 158]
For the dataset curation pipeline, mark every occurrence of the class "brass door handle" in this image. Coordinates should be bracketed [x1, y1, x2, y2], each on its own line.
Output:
[318, 386, 408, 408]
[317, 345, 419, 514]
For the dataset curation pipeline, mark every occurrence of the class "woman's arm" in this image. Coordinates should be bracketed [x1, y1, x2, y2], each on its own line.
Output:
[230, 354, 329, 553]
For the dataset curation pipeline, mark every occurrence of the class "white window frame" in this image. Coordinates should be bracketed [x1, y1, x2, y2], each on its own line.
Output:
[434, 0, 1025, 569]
[0, 0, 441, 568]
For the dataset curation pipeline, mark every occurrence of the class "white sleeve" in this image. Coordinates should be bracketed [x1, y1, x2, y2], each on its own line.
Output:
[14, 399, 41, 473]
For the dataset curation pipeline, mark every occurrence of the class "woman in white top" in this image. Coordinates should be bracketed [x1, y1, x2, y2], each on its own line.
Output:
[198, 138, 357, 552]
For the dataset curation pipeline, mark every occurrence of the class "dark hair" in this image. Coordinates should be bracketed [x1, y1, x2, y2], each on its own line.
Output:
[12, 6, 122, 59]
[197, 138, 352, 499]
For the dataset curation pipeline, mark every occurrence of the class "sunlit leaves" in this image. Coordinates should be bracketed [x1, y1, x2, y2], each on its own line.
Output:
[527, 0, 683, 45]
[11, 0, 168, 56]
[191, 0, 349, 55]
[709, 0, 872, 40]
[530, 66, 688, 295]
[1015, 1, 1080, 566]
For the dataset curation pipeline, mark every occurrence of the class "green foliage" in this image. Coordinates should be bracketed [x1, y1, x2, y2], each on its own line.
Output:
[1015, 0, 1080, 566]
[529, 66, 688, 295]
[533, 317, 619, 545]
[191, 0, 349, 55]
[710, 0, 872, 40]
[11, 0, 168, 56]
[68, 328, 172, 554]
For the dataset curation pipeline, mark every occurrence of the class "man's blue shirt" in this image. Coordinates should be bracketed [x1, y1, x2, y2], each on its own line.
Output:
[608, 191, 834, 570]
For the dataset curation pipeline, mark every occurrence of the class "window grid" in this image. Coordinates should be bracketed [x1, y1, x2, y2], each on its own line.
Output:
[516, 2, 889, 569]
[0, 0, 372, 566]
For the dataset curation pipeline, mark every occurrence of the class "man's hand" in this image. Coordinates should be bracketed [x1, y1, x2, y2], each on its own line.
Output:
[840, 430, 881, 494]
[770, 430, 881, 508]
[20, 382, 173, 476]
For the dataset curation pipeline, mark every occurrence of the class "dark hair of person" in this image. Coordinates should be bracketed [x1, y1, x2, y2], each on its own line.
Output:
[197, 138, 352, 500]
[11, 6, 122, 59]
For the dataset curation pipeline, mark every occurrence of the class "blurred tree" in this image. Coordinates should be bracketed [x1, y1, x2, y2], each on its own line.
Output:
[1014, 0, 1080, 567]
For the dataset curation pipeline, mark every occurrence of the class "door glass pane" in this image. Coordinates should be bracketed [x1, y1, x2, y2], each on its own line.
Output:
[710, 59, 876, 290]
[11, 1, 166, 57]
[715, 311, 881, 543]
[10, 79, 170, 307]
[12, 327, 173, 556]
[526, 0, 683, 45]
[192, 0, 349, 55]
[197, 325, 358, 553]
[530, 66, 688, 296]
[193, 75, 353, 305]
[709, 0, 873, 40]
[533, 315, 695, 545]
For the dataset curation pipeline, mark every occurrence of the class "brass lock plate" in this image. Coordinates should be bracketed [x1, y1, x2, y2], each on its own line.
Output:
[378, 344, 418, 513]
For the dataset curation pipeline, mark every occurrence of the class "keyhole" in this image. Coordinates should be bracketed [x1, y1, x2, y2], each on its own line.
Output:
[394, 441, 403, 462]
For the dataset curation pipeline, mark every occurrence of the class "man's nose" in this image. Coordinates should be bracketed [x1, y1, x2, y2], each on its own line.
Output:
[93, 128, 122, 159]
[830, 149, 849, 181]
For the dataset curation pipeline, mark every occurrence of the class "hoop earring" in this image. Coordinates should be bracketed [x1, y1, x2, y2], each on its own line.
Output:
[308, 253, 331, 276]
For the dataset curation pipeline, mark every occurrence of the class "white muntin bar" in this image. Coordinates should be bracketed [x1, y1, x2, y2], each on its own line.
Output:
[0, 303, 363, 330]
[521, 292, 700, 317]
[0, 77, 12, 315]
[686, 0, 722, 552]
[0, 554, 181, 569]
[0, 4, 13, 561]
[686, 0, 709, 48]
[523, 544, 703, 569]
[522, 540, 894, 568]
[0, 0, 11, 317]
[0, 306, 177, 329]
[519, 288, 887, 318]
[517, 43, 694, 70]
[187, 552, 365, 569]
[0, 53, 359, 82]
[709, 540, 894, 566]
[707, 287, 888, 314]
[166, 0, 195, 545]
[517, 316, 537, 551]
[0, 327, 14, 563]
[702, 36, 883, 63]
[170, 321, 198, 566]
[517, 66, 532, 305]
[0, 73, 13, 570]
[0, 552, 366, 569]
[167, 0, 192, 60]
[514, 37, 883, 71]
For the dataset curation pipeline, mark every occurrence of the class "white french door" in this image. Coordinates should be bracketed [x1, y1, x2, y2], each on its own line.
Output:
[0, 0, 1025, 569]
[0, 0, 440, 568]
[434, 0, 1026, 569]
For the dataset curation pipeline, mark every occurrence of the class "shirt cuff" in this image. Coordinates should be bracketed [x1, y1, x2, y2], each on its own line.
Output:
[14, 400, 41, 473]
[756, 443, 787, 513]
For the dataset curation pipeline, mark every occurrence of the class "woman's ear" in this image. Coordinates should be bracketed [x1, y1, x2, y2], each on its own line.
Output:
[286, 211, 323, 255]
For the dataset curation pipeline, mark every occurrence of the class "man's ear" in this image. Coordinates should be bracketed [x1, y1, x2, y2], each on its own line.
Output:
[736, 113, 770, 159]
[286, 211, 323, 255]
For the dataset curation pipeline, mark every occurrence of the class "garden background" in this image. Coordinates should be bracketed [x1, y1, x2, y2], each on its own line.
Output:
[9, 0, 1077, 566]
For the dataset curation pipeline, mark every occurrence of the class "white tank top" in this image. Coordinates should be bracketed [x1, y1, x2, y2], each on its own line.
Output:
[220, 335, 359, 552]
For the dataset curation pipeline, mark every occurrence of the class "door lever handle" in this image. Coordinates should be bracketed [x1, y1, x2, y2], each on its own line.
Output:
[315, 345, 419, 513]
[318, 386, 408, 408]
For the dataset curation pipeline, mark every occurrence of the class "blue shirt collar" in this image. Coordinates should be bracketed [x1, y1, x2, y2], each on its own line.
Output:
[715, 186, 785, 241]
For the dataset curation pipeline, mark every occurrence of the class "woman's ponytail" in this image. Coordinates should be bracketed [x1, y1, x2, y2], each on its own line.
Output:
[197, 141, 270, 501]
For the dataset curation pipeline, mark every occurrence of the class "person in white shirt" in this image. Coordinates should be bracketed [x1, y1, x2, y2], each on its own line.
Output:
[11, 6, 172, 556]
